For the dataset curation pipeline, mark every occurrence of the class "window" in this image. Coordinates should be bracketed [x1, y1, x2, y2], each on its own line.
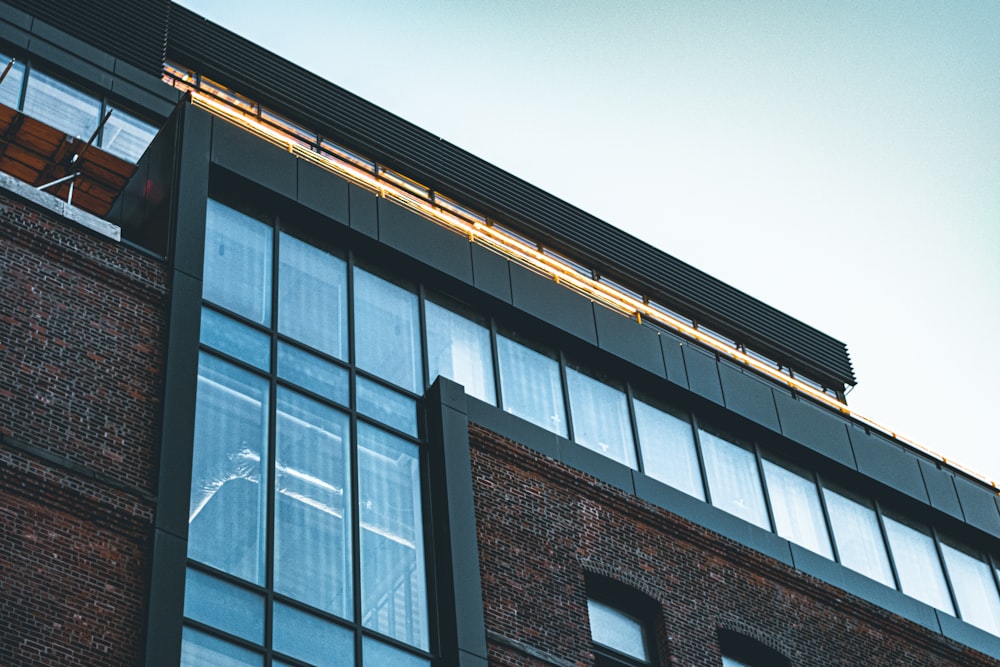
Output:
[940, 540, 1000, 635]
[425, 298, 496, 405]
[22, 67, 101, 140]
[761, 458, 832, 558]
[717, 631, 789, 667]
[699, 427, 770, 530]
[587, 580, 656, 667]
[822, 486, 895, 587]
[633, 397, 704, 500]
[496, 333, 567, 436]
[566, 366, 636, 468]
[353, 266, 421, 393]
[882, 515, 954, 615]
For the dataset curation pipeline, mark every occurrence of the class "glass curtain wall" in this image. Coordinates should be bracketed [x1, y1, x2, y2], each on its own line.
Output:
[183, 200, 430, 667]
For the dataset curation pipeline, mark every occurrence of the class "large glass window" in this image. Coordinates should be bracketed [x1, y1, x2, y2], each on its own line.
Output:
[203, 200, 273, 325]
[940, 542, 1000, 634]
[761, 459, 832, 558]
[587, 592, 653, 667]
[883, 516, 954, 615]
[700, 428, 769, 530]
[279, 232, 347, 360]
[22, 68, 101, 140]
[566, 367, 636, 468]
[425, 298, 496, 405]
[102, 104, 157, 162]
[633, 398, 704, 500]
[0, 54, 25, 110]
[497, 334, 567, 436]
[822, 487, 895, 588]
[354, 267, 421, 392]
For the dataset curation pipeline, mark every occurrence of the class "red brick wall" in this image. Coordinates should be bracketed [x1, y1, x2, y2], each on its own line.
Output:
[469, 424, 998, 667]
[0, 192, 167, 666]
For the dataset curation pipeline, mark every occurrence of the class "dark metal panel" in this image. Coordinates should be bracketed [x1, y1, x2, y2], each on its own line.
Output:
[25, 37, 113, 90]
[509, 264, 598, 346]
[470, 244, 512, 304]
[348, 184, 377, 238]
[718, 363, 780, 432]
[682, 345, 723, 405]
[466, 397, 560, 462]
[143, 529, 187, 666]
[953, 476, 1000, 534]
[847, 425, 927, 502]
[918, 460, 964, 520]
[936, 612, 1000, 660]
[557, 438, 635, 494]
[297, 158, 349, 225]
[5, 0, 168, 76]
[164, 4, 855, 389]
[210, 118, 297, 201]
[172, 105, 212, 278]
[0, 14, 29, 49]
[772, 392, 855, 470]
[660, 332, 689, 389]
[593, 305, 666, 379]
[789, 543, 845, 589]
[377, 198, 473, 284]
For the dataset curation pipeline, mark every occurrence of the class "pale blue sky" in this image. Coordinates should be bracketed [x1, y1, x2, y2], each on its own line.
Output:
[179, 0, 1000, 480]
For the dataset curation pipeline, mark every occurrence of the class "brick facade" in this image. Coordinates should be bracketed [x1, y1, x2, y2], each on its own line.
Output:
[469, 424, 998, 667]
[0, 192, 167, 666]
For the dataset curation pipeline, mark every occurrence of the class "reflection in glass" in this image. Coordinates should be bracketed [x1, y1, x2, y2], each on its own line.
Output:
[823, 488, 894, 587]
[566, 367, 636, 467]
[277, 342, 349, 405]
[700, 429, 769, 530]
[203, 200, 272, 325]
[762, 459, 832, 558]
[279, 233, 347, 360]
[357, 376, 418, 436]
[183, 568, 264, 643]
[181, 627, 262, 667]
[633, 399, 704, 500]
[496, 335, 566, 436]
[425, 299, 496, 404]
[354, 267, 421, 391]
[588, 598, 649, 661]
[102, 105, 156, 162]
[200, 307, 270, 371]
[23, 69, 100, 139]
[188, 354, 268, 584]
[883, 516, 954, 614]
[940, 542, 1000, 634]
[358, 424, 428, 650]
[363, 637, 431, 667]
[272, 602, 353, 667]
[0, 55, 24, 110]
[274, 389, 351, 617]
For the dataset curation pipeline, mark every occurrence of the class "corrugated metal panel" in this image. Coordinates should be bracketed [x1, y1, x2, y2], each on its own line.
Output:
[166, 5, 855, 387]
[6, 0, 168, 76]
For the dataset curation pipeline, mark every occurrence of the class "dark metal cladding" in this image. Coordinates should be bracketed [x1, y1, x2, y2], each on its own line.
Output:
[5, 0, 169, 76]
[166, 5, 855, 388]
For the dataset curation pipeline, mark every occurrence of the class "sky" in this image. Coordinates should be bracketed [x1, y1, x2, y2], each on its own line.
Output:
[177, 0, 1000, 482]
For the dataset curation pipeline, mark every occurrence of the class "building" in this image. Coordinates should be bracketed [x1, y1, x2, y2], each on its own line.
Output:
[2, 1, 999, 665]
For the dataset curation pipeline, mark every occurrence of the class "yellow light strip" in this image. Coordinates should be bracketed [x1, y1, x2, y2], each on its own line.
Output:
[170, 76, 996, 490]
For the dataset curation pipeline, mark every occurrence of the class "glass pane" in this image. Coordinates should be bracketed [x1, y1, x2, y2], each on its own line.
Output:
[22, 69, 100, 139]
[363, 636, 431, 667]
[279, 232, 347, 359]
[181, 627, 262, 667]
[425, 299, 496, 404]
[272, 602, 353, 667]
[588, 598, 648, 661]
[565, 367, 636, 467]
[822, 488, 894, 587]
[102, 105, 156, 162]
[940, 542, 1000, 634]
[0, 55, 24, 109]
[183, 568, 264, 643]
[699, 428, 769, 530]
[203, 199, 272, 325]
[721, 657, 752, 667]
[353, 267, 421, 391]
[188, 354, 268, 584]
[883, 516, 954, 614]
[277, 341, 349, 405]
[274, 389, 352, 617]
[358, 424, 428, 650]
[633, 398, 704, 500]
[762, 459, 832, 558]
[496, 335, 567, 436]
[200, 307, 270, 371]
[357, 376, 418, 437]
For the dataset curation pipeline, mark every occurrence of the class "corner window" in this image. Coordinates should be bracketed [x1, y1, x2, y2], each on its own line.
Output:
[587, 580, 657, 666]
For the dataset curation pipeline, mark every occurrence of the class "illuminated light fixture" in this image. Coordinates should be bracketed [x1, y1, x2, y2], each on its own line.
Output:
[163, 68, 996, 490]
